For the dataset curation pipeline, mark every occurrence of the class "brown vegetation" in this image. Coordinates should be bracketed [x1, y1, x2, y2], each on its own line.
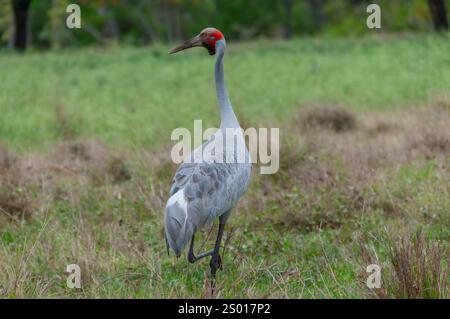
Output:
[300, 104, 357, 132]
[1, 102, 448, 230]
[0, 146, 32, 221]
[358, 232, 449, 299]
[0, 101, 448, 298]
[241, 101, 449, 231]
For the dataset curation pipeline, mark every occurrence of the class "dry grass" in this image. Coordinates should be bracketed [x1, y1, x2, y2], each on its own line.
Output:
[2, 102, 447, 223]
[300, 104, 357, 132]
[0, 146, 33, 222]
[0, 101, 449, 298]
[242, 101, 449, 232]
[358, 232, 449, 299]
[388, 234, 449, 299]
[297, 102, 450, 178]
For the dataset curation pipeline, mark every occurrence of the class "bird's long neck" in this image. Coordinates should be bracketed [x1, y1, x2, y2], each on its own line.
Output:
[215, 40, 239, 130]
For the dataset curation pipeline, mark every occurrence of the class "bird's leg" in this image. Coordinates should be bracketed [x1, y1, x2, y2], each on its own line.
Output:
[209, 211, 231, 277]
[209, 222, 225, 278]
[165, 236, 170, 256]
[187, 231, 214, 263]
[209, 222, 226, 295]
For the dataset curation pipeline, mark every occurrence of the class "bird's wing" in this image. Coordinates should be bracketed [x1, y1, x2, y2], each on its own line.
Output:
[170, 138, 211, 196]
[170, 161, 225, 217]
[169, 162, 250, 227]
[168, 132, 251, 227]
[165, 157, 250, 255]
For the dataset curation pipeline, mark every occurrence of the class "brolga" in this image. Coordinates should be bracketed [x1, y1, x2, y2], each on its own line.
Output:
[165, 27, 251, 278]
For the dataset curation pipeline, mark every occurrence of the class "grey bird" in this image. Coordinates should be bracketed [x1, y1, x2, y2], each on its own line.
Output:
[165, 27, 251, 277]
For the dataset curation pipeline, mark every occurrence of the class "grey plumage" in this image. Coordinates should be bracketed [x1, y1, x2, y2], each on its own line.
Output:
[165, 132, 251, 256]
[165, 30, 251, 270]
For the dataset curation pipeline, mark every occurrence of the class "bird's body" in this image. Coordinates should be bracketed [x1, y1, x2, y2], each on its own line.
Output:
[165, 28, 251, 276]
[165, 129, 251, 255]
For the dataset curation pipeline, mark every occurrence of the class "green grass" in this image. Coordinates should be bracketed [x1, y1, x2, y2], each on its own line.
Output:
[0, 154, 448, 298]
[1, 33, 450, 151]
[0, 34, 449, 298]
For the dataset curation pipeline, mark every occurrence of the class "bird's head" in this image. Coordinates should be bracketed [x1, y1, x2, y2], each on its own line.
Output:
[169, 27, 225, 56]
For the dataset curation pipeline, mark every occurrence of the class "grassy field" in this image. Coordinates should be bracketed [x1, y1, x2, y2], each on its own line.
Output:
[1, 33, 450, 151]
[0, 34, 449, 298]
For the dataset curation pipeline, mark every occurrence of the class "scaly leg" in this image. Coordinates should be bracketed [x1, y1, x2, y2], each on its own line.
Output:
[209, 210, 232, 278]
[209, 222, 225, 278]
[187, 231, 214, 263]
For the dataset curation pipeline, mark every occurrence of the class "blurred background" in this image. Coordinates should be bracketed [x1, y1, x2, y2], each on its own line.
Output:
[0, 1, 449, 299]
[1, 0, 449, 51]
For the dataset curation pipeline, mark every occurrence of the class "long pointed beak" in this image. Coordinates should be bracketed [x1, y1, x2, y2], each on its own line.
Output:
[169, 35, 202, 54]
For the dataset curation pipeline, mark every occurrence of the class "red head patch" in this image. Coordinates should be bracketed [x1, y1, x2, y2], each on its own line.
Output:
[199, 28, 224, 55]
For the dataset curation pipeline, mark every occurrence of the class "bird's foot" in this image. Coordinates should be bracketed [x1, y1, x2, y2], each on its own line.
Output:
[188, 249, 214, 264]
[209, 256, 220, 297]
[188, 252, 196, 264]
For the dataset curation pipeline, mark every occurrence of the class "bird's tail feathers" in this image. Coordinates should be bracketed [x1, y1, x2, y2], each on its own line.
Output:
[164, 190, 193, 257]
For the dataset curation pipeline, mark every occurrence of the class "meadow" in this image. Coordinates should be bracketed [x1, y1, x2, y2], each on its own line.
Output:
[0, 34, 449, 298]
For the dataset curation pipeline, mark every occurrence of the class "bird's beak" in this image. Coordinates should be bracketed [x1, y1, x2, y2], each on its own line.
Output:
[169, 35, 202, 54]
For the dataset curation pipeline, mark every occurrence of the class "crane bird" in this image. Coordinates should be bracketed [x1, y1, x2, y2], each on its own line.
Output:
[165, 27, 251, 278]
